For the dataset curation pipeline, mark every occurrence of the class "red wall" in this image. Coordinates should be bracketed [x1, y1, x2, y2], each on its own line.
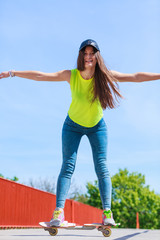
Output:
[0, 178, 102, 227]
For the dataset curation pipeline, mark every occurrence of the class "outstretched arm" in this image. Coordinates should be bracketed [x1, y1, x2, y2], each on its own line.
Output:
[0, 70, 71, 83]
[110, 70, 160, 83]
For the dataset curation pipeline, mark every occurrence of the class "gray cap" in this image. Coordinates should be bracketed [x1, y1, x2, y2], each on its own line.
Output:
[79, 39, 100, 52]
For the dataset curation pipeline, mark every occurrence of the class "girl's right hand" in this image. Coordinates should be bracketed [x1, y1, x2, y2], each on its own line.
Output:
[0, 71, 10, 79]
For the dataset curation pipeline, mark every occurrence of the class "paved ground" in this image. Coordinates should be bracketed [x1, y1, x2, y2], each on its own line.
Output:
[0, 228, 160, 240]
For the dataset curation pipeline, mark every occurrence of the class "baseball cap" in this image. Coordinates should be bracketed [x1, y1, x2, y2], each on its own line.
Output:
[79, 39, 100, 52]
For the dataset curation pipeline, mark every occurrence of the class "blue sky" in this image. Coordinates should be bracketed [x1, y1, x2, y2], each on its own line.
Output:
[0, 0, 160, 195]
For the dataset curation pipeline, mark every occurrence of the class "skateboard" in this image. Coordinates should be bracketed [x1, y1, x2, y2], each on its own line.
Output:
[39, 221, 120, 237]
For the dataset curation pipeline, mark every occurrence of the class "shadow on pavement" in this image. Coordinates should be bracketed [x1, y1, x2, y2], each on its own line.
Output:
[114, 230, 149, 240]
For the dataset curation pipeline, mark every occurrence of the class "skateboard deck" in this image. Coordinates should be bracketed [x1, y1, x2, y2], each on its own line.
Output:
[39, 221, 120, 237]
[84, 222, 120, 227]
[39, 221, 76, 228]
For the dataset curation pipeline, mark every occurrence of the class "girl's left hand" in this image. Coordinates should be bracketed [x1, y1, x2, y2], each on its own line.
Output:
[0, 71, 10, 79]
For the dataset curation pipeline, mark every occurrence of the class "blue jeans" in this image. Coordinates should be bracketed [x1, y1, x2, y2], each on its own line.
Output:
[56, 115, 112, 209]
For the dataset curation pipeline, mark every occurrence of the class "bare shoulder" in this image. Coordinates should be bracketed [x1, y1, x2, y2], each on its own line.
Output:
[109, 70, 135, 82]
[60, 70, 71, 83]
[54, 70, 71, 83]
[109, 70, 126, 79]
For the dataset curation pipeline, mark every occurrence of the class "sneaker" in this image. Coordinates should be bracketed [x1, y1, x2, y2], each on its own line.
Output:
[50, 208, 64, 227]
[102, 209, 116, 225]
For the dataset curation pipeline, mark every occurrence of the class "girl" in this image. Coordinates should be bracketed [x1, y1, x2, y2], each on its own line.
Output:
[0, 39, 159, 226]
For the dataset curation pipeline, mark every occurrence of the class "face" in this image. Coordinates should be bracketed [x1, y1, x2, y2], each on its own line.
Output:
[83, 46, 97, 69]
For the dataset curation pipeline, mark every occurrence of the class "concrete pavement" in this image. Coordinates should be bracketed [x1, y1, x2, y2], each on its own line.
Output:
[0, 228, 160, 240]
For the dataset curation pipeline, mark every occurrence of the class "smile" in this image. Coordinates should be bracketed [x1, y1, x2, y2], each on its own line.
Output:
[85, 60, 93, 63]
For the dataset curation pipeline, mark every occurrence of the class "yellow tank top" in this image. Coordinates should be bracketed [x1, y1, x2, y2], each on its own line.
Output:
[68, 69, 103, 127]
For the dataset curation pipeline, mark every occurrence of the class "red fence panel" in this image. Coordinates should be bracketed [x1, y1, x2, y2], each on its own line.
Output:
[0, 178, 102, 226]
[0, 178, 56, 226]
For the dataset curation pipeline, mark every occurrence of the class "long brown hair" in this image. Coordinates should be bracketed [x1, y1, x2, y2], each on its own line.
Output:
[77, 48, 123, 109]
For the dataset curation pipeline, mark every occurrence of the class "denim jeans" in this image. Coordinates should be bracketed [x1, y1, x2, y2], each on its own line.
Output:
[56, 115, 112, 209]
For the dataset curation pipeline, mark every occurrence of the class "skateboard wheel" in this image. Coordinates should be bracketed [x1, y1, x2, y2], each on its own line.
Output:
[49, 228, 58, 236]
[103, 227, 111, 237]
